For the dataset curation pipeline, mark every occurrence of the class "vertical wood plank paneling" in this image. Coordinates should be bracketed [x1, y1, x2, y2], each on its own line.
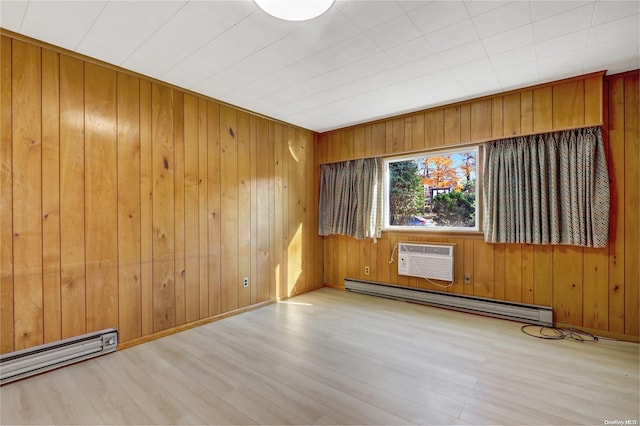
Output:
[463, 240, 474, 296]
[285, 127, 295, 296]
[582, 247, 609, 331]
[317, 133, 328, 165]
[338, 235, 347, 288]
[59, 55, 86, 340]
[183, 94, 199, 323]
[0, 36, 14, 353]
[473, 240, 494, 298]
[353, 127, 365, 159]
[553, 246, 583, 326]
[392, 118, 404, 153]
[139, 79, 153, 336]
[448, 238, 465, 295]
[502, 93, 521, 136]
[324, 237, 334, 284]
[425, 109, 444, 147]
[268, 123, 277, 298]
[470, 99, 492, 141]
[607, 77, 625, 334]
[403, 117, 412, 154]
[312, 136, 322, 290]
[363, 125, 372, 158]
[360, 239, 371, 281]
[197, 98, 209, 318]
[504, 245, 522, 302]
[411, 113, 425, 151]
[346, 237, 359, 280]
[2, 34, 327, 354]
[584, 74, 603, 125]
[371, 122, 386, 155]
[41, 49, 61, 344]
[623, 73, 639, 337]
[151, 83, 175, 332]
[283, 126, 294, 296]
[533, 86, 553, 133]
[377, 236, 390, 283]
[207, 101, 221, 315]
[249, 116, 259, 302]
[340, 128, 354, 160]
[521, 244, 534, 304]
[256, 118, 271, 302]
[459, 104, 471, 143]
[12, 40, 43, 349]
[273, 123, 284, 299]
[493, 244, 505, 300]
[533, 246, 553, 307]
[520, 91, 533, 135]
[237, 111, 251, 308]
[553, 79, 584, 129]
[85, 63, 118, 333]
[173, 90, 186, 326]
[298, 129, 310, 293]
[117, 73, 142, 342]
[491, 97, 503, 139]
[444, 106, 461, 145]
[327, 132, 337, 163]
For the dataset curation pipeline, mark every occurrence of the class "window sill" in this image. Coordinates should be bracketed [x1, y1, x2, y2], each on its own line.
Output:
[381, 228, 486, 239]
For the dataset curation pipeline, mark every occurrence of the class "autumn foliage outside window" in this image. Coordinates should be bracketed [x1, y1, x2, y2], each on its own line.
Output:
[385, 148, 478, 230]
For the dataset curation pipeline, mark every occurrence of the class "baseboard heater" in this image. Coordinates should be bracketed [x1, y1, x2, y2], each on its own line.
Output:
[345, 279, 553, 326]
[0, 328, 118, 385]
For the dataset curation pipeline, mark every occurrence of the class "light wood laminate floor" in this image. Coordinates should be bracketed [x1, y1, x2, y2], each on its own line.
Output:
[1, 288, 638, 425]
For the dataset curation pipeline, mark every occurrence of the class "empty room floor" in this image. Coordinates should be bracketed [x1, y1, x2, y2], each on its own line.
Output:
[1, 287, 638, 425]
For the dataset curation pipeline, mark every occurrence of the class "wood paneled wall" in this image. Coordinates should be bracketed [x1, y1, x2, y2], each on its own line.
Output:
[317, 71, 640, 338]
[0, 35, 323, 354]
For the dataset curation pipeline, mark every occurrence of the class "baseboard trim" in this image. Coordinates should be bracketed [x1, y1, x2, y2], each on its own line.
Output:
[117, 300, 274, 351]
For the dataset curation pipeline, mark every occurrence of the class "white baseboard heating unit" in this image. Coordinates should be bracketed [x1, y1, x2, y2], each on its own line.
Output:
[398, 242, 454, 281]
[0, 328, 118, 385]
[345, 279, 553, 326]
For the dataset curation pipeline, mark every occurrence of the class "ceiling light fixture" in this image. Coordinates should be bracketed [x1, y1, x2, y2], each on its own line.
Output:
[253, 0, 335, 22]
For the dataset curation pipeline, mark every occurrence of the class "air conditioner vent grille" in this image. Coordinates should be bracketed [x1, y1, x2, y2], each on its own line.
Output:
[398, 243, 454, 282]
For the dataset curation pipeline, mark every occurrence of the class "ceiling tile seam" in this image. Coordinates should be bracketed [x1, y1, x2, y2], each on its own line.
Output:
[530, 0, 542, 82]
[461, 1, 503, 92]
[72, 0, 110, 51]
[276, 60, 457, 121]
[405, 6, 440, 52]
[117, 0, 190, 67]
[255, 48, 386, 105]
[176, 9, 345, 94]
[16, 0, 29, 33]
[335, 5, 397, 52]
[210, 12, 399, 105]
[581, 2, 599, 75]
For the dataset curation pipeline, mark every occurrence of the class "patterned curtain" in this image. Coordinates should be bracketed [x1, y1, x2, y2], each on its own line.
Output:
[483, 126, 609, 247]
[318, 158, 383, 240]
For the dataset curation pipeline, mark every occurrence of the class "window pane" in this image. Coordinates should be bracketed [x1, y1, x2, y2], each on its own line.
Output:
[387, 149, 477, 229]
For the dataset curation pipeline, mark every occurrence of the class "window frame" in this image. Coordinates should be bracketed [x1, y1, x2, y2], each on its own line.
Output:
[383, 145, 481, 233]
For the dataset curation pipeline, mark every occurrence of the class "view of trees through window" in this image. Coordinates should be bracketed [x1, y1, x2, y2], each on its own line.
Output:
[387, 149, 477, 229]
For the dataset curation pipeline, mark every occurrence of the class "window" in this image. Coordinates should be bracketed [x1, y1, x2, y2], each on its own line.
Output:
[384, 147, 479, 232]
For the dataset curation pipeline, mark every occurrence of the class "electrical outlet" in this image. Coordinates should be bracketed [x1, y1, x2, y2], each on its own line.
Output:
[242, 277, 249, 288]
[364, 266, 370, 275]
[464, 274, 472, 284]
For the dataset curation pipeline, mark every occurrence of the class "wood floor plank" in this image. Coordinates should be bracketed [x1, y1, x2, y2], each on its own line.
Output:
[1, 288, 638, 425]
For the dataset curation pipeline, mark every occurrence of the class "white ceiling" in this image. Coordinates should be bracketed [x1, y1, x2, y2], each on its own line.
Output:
[1, 0, 638, 132]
